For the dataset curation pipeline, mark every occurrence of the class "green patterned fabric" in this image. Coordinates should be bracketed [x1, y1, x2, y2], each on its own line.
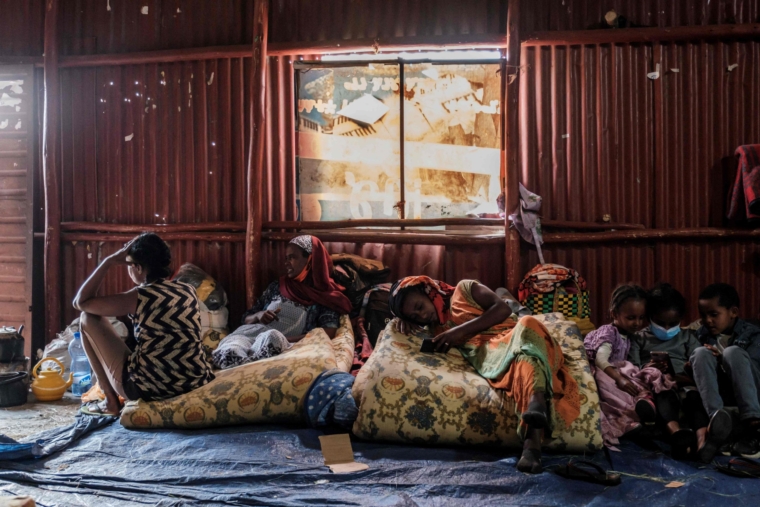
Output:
[523, 291, 591, 319]
[352, 313, 602, 452]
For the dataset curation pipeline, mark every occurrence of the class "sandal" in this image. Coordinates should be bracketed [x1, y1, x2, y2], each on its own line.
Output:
[670, 428, 697, 459]
[554, 459, 621, 486]
[80, 399, 121, 417]
[715, 457, 760, 478]
[697, 409, 733, 463]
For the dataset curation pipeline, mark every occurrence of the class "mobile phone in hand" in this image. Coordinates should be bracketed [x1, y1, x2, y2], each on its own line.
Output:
[650, 351, 675, 376]
[420, 339, 437, 353]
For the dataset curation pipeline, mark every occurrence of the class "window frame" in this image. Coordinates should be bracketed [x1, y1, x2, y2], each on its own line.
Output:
[293, 57, 505, 225]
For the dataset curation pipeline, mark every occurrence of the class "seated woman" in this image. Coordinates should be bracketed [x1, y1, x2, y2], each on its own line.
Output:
[73, 233, 215, 416]
[212, 235, 352, 369]
[388, 276, 580, 474]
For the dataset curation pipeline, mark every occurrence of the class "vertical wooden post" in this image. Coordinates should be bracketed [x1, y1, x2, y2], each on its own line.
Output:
[43, 0, 61, 342]
[504, 0, 522, 291]
[246, 0, 270, 307]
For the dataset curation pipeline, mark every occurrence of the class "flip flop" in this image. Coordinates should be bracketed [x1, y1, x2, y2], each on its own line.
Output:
[635, 399, 656, 423]
[671, 428, 697, 459]
[698, 409, 733, 463]
[715, 457, 760, 478]
[80, 399, 121, 417]
[554, 459, 621, 486]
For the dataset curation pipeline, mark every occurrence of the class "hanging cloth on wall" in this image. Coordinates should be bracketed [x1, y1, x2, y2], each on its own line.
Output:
[508, 183, 545, 264]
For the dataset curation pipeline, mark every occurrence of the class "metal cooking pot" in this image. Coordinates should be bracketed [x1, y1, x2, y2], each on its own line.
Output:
[0, 325, 24, 362]
[0, 371, 29, 407]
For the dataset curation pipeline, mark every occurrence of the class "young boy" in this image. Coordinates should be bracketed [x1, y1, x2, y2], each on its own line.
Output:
[690, 283, 760, 461]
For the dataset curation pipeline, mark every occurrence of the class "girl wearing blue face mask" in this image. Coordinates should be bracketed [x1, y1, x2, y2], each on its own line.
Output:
[629, 283, 703, 458]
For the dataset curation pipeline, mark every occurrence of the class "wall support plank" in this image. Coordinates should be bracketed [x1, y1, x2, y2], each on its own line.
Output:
[246, 0, 270, 308]
[504, 0, 522, 292]
[43, 0, 61, 342]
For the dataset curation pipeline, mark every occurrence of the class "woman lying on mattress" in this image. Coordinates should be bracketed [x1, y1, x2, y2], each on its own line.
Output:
[212, 235, 352, 370]
[388, 277, 580, 474]
[73, 233, 215, 416]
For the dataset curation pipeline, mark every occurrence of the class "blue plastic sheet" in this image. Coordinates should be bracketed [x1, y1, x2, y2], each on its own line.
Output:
[0, 421, 758, 506]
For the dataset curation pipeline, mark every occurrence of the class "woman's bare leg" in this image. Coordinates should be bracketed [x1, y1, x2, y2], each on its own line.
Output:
[517, 427, 543, 474]
[517, 391, 546, 473]
[79, 312, 130, 413]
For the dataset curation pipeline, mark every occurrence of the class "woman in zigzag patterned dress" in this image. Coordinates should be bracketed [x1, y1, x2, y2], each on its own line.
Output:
[73, 233, 215, 417]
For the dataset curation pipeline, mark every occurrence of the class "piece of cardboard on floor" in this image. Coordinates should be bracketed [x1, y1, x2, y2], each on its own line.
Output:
[318, 434, 369, 473]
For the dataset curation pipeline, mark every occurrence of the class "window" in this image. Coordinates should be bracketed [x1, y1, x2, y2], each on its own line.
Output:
[295, 52, 502, 222]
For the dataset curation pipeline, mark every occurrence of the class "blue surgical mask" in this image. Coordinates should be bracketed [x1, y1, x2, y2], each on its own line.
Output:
[650, 322, 680, 341]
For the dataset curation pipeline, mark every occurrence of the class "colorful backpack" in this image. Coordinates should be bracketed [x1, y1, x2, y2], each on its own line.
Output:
[518, 264, 595, 335]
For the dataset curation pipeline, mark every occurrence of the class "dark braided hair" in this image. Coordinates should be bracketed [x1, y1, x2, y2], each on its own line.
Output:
[128, 232, 172, 282]
[609, 284, 648, 314]
[647, 283, 687, 318]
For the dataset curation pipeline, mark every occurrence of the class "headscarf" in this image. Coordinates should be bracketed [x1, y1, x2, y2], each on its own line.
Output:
[280, 235, 353, 315]
[388, 276, 455, 325]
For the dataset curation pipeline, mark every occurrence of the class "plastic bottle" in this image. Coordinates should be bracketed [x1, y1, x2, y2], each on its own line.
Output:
[68, 332, 92, 396]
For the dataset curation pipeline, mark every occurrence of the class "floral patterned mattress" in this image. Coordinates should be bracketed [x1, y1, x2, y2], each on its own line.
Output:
[351, 313, 603, 452]
[120, 316, 354, 429]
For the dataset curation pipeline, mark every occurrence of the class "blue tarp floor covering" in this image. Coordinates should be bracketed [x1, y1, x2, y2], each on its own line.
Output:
[1, 417, 759, 507]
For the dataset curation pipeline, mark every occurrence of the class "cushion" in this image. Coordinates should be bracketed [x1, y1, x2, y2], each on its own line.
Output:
[120, 317, 355, 430]
[331, 315, 355, 373]
[351, 313, 602, 452]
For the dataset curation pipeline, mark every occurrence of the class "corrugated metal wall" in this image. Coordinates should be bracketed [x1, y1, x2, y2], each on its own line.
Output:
[4, 0, 760, 336]
[269, 0, 506, 42]
[0, 0, 45, 57]
[521, 0, 760, 32]
[46, 1, 508, 328]
[59, 0, 254, 55]
[520, 36, 760, 325]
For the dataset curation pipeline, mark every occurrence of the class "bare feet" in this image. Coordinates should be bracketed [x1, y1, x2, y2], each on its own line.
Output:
[522, 392, 548, 429]
[517, 428, 543, 474]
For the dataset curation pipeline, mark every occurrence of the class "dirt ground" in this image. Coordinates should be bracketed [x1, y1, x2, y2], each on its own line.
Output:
[0, 391, 81, 441]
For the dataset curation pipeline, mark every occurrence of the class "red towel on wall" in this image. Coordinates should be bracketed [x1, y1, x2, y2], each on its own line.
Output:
[727, 144, 760, 221]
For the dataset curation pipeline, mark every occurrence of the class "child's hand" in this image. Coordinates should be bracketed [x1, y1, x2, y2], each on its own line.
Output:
[704, 344, 722, 358]
[615, 378, 640, 396]
[644, 361, 668, 373]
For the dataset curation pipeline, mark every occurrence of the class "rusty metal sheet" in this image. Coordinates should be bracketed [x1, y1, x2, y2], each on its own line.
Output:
[59, 0, 254, 55]
[521, 0, 760, 32]
[520, 43, 654, 227]
[655, 40, 760, 228]
[0, 0, 45, 57]
[0, 65, 36, 356]
[270, 0, 506, 43]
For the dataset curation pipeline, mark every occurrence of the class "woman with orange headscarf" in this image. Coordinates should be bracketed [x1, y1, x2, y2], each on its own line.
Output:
[388, 276, 580, 474]
[212, 235, 351, 369]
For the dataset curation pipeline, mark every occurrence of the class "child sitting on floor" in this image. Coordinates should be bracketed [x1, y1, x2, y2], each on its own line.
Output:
[629, 283, 700, 457]
[584, 284, 676, 448]
[691, 283, 760, 461]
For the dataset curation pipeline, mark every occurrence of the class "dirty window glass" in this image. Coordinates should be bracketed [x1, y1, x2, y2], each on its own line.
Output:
[295, 62, 501, 221]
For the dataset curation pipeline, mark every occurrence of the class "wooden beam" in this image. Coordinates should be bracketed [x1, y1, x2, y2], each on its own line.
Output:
[263, 218, 505, 229]
[504, 0, 522, 293]
[246, 0, 269, 309]
[267, 33, 507, 56]
[263, 231, 505, 246]
[58, 45, 251, 68]
[43, 0, 61, 343]
[0, 56, 43, 66]
[62, 232, 244, 243]
[541, 219, 645, 230]
[543, 227, 760, 244]
[523, 23, 760, 47]
[51, 34, 508, 68]
[60, 221, 246, 233]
